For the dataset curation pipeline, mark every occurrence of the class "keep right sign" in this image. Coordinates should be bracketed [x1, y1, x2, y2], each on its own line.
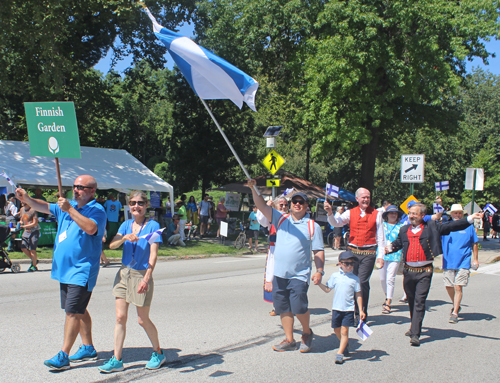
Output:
[400, 154, 425, 183]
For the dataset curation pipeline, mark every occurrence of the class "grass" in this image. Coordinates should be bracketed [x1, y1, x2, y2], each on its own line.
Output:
[7, 240, 245, 260]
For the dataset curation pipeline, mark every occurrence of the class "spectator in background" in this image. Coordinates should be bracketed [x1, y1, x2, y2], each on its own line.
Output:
[207, 196, 216, 235]
[176, 199, 187, 241]
[216, 197, 229, 238]
[19, 201, 40, 272]
[34, 188, 46, 201]
[377, 200, 391, 213]
[0, 194, 6, 216]
[492, 211, 500, 241]
[104, 194, 123, 242]
[482, 206, 491, 241]
[186, 196, 198, 225]
[165, 214, 185, 247]
[6, 193, 20, 251]
[333, 206, 345, 250]
[248, 205, 260, 252]
[198, 194, 212, 237]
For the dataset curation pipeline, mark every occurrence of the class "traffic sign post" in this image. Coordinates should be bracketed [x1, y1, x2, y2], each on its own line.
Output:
[24, 101, 81, 195]
[266, 179, 281, 188]
[465, 168, 484, 214]
[401, 154, 425, 196]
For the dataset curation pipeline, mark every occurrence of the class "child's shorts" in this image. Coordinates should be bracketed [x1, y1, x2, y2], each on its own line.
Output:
[331, 310, 355, 328]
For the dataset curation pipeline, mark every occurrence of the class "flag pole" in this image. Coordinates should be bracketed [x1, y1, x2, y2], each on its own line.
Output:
[54, 158, 63, 197]
[200, 98, 261, 196]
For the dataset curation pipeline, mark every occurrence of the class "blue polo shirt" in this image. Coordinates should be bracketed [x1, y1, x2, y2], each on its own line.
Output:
[118, 219, 162, 270]
[326, 269, 361, 312]
[104, 200, 122, 222]
[442, 225, 478, 269]
[249, 211, 260, 230]
[49, 199, 107, 291]
[271, 209, 324, 282]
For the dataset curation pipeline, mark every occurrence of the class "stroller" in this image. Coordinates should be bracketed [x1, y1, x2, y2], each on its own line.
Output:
[0, 225, 21, 273]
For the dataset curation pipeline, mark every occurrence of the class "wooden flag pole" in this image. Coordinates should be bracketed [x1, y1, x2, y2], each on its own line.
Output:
[54, 158, 63, 197]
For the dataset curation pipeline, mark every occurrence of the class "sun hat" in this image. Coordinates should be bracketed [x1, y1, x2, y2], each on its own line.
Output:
[382, 205, 403, 220]
[449, 204, 464, 213]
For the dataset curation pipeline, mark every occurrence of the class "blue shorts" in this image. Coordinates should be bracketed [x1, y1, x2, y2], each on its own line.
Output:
[331, 310, 355, 328]
[272, 276, 309, 315]
[60, 283, 92, 315]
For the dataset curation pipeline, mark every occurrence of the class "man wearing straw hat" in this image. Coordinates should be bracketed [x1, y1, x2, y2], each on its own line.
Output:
[441, 204, 479, 324]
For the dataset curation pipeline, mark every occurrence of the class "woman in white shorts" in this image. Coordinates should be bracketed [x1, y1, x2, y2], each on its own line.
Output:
[98, 191, 164, 373]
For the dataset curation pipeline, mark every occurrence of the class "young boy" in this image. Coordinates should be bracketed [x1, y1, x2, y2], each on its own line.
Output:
[319, 250, 366, 364]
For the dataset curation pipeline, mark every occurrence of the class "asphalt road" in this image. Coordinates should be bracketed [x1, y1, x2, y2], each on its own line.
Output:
[1, 248, 500, 383]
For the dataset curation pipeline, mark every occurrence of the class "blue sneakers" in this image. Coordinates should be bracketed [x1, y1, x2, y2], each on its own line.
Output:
[145, 351, 166, 370]
[98, 356, 124, 373]
[44, 351, 70, 370]
[69, 345, 98, 362]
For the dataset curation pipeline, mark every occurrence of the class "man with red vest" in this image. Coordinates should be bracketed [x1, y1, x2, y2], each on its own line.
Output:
[388, 203, 483, 347]
[325, 188, 385, 322]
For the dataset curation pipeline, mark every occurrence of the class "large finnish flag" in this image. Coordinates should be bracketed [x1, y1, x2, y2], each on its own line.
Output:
[484, 203, 498, 215]
[145, 8, 258, 111]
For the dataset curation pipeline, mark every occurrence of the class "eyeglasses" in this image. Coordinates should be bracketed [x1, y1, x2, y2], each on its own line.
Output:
[342, 262, 355, 266]
[291, 199, 305, 205]
[279, 204, 287, 207]
[129, 200, 146, 206]
[73, 185, 93, 191]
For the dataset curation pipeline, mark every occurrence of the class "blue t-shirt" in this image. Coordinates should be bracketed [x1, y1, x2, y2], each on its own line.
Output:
[49, 200, 107, 291]
[271, 209, 324, 283]
[117, 219, 163, 270]
[326, 269, 361, 312]
[441, 225, 478, 269]
[103, 200, 122, 222]
[199, 200, 211, 216]
[249, 211, 260, 230]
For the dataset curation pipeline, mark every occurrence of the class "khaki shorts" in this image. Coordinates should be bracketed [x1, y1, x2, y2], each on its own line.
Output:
[112, 266, 154, 307]
[443, 269, 470, 287]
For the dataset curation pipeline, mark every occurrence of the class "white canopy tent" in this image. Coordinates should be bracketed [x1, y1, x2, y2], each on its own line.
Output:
[0, 140, 174, 213]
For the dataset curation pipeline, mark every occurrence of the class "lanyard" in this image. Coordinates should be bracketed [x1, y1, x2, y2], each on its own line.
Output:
[131, 218, 147, 258]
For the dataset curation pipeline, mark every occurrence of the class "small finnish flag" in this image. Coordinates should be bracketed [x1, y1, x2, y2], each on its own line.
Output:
[282, 188, 294, 196]
[435, 181, 449, 192]
[433, 203, 444, 214]
[356, 321, 373, 341]
[326, 183, 339, 198]
[140, 228, 165, 245]
[484, 203, 498, 215]
[0, 171, 16, 187]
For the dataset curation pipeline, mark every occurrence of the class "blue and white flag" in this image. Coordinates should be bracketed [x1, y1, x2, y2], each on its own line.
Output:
[282, 188, 294, 196]
[433, 203, 444, 214]
[356, 321, 373, 341]
[145, 8, 259, 111]
[485, 203, 498, 215]
[0, 171, 16, 187]
[139, 228, 165, 245]
[326, 183, 339, 198]
[435, 181, 449, 192]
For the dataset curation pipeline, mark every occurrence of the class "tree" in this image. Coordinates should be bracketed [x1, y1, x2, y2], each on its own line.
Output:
[303, 0, 500, 190]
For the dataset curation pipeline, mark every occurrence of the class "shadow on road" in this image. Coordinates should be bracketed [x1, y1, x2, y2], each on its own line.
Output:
[420, 321, 500, 345]
[309, 307, 331, 316]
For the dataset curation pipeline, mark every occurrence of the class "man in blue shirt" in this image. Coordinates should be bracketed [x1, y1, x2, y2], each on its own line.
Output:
[103, 193, 122, 241]
[247, 179, 324, 353]
[441, 204, 479, 324]
[16, 175, 107, 371]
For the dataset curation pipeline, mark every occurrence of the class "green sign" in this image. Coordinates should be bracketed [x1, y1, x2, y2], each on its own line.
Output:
[24, 101, 81, 158]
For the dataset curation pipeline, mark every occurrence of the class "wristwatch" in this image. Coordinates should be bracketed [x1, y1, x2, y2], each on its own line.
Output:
[316, 270, 325, 276]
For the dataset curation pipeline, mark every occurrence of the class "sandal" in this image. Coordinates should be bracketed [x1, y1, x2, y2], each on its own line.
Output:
[382, 303, 391, 314]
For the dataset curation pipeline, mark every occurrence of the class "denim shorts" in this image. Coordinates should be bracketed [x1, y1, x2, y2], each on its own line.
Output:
[272, 276, 309, 315]
[331, 310, 355, 328]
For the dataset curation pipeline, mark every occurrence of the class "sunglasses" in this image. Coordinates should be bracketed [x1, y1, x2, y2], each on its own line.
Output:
[129, 200, 146, 206]
[342, 262, 355, 266]
[73, 185, 94, 191]
[291, 199, 305, 205]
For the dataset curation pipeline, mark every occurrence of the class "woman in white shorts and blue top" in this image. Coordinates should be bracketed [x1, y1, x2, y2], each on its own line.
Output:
[98, 191, 164, 373]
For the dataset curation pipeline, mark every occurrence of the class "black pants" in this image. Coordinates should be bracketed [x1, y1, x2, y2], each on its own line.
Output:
[403, 267, 433, 337]
[352, 251, 376, 318]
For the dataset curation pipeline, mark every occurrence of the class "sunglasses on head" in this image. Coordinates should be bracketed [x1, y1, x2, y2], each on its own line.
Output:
[73, 185, 93, 191]
[291, 199, 305, 205]
[129, 200, 146, 206]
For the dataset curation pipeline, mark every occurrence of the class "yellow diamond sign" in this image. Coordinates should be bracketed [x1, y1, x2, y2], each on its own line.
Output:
[262, 150, 285, 175]
[400, 195, 419, 215]
[266, 179, 281, 187]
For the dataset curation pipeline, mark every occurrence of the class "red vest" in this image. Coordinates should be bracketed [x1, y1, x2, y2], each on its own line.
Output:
[406, 225, 426, 262]
[348, 206, 378, 247]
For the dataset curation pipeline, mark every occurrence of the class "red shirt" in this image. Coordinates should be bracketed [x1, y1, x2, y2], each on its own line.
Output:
[406, 225, 427, 262]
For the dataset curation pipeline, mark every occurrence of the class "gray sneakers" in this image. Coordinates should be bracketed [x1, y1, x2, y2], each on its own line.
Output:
[299, 330, 313, 353]
[273, 339, 297, 351]
[449, 314, 458, 324]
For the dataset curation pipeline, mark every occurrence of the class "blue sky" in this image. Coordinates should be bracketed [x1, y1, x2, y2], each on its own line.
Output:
[93, 29, 500, 77]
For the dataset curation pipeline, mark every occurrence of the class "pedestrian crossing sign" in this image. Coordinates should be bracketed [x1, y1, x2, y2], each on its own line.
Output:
[266, 179, 281, 187]
[262, 150, 285, 175]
